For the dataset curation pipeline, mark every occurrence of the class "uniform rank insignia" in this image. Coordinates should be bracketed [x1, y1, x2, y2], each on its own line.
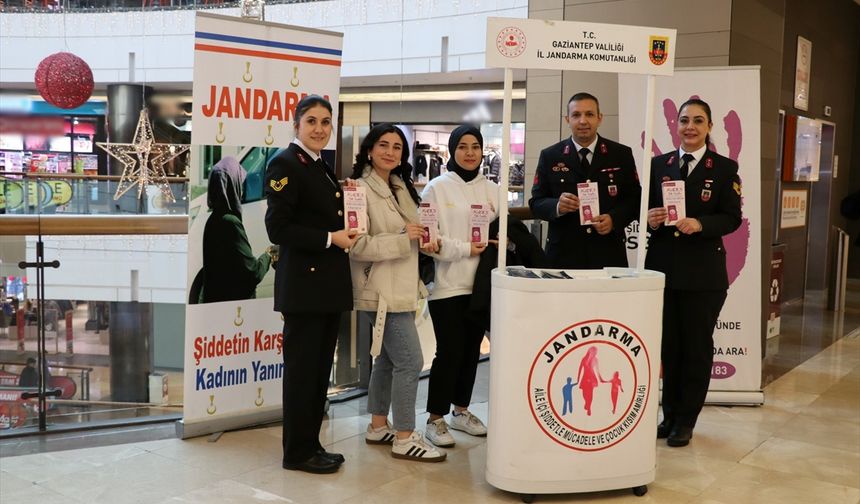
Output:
[608, 185, 618, 197]
[701, 189, 711, 202]
[733, 181, 742, 195]
[269, 177, 288, 192]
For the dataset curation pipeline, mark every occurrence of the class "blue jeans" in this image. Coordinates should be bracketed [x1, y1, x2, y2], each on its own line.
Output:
[365, 311, 424, 432]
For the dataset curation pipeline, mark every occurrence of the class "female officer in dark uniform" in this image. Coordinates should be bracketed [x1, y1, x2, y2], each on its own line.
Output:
[265, 95, 358, 474]
[645, 98, 742, 448]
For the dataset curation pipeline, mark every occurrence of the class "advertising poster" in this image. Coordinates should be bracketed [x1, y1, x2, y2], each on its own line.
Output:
[191, 12, 342, 149]
[183, 13, 343, 437]
[780, 189, 808, 229]
[619, 67, 762, 402]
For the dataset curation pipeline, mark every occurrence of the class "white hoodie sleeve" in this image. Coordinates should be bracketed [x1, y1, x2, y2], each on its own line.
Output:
[421, 180, 472, 262]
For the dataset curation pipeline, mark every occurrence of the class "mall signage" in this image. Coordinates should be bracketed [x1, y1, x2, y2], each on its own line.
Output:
[192, 13, 343, 149]
[486, 17, 675, 75]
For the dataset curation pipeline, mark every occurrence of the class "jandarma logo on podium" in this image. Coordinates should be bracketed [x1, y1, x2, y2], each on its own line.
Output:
[527, 319, 652, 451]
[496, 26, 527, 58]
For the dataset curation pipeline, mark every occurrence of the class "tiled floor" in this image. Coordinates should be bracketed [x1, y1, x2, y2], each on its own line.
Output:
[1, 331, 858, 503]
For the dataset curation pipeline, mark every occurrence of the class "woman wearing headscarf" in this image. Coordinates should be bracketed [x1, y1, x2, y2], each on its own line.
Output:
[421, 124, 498, 448]
[348, 123, 445, 462]
[201, 156, 272, 303]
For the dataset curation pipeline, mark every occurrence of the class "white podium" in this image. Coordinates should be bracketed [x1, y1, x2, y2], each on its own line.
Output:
[486, 267, 664, 501]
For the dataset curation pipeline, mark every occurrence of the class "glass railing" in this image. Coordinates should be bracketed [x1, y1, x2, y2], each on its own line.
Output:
[0, 172, 188, 215]
[0, 0, 314, 13]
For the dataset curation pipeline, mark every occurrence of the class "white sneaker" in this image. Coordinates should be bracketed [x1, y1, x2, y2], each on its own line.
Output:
[365, 421, 396, 445]
[391, 431, 447, 462]
[425, 417, 456, 447]
[449, 410, 487, 436]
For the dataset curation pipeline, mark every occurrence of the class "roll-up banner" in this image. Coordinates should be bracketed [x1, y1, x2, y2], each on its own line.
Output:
[618, 67, 763, 404]
[191, 12, 342, 149]
[181, 13, 343, 438]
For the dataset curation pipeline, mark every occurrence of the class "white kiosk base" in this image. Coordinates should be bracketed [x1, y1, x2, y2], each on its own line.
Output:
[486, 267, 664, 501]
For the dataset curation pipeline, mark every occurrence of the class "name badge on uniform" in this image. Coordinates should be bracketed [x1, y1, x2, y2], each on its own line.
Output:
[701, 189, 712, 202]
[608, 185, 618, 197]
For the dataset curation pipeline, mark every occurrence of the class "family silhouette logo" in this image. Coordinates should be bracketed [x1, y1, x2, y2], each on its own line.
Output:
[527, 319, 651, 451]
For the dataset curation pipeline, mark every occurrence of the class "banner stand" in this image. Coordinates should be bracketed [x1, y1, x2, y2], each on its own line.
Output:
[182, 13, 344, 439]
[176, 408, 281, 440]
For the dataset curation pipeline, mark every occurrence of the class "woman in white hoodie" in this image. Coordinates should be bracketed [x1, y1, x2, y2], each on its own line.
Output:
[421, 124, 499, 447]
[349, 124, 445, 462]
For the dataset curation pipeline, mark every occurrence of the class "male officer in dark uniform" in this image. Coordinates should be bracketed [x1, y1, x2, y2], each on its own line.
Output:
[529, 92, 640, 268]
[265, 95, 357, 474]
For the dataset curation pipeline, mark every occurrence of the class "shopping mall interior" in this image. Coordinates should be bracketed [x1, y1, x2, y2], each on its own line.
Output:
[1, 0, 859, 502]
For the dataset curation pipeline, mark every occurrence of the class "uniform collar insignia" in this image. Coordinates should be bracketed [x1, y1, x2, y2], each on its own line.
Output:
[667, 155, 675, 165]
[599, 142, 608, 155]
[705, 158, 714, 169]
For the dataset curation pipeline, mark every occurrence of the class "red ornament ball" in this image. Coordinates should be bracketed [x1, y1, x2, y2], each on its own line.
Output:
[34, 52, 94, 109]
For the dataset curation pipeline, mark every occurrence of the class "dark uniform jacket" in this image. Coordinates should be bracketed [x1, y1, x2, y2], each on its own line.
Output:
[471, 216, 547, 330]
[529, 135, 640, 269]
[644, 150, 742, 291]
[264, 143, 352, 314]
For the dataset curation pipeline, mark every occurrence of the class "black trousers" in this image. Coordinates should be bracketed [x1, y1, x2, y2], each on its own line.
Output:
[426, 295, 486, 416]
[661, 288, 727, 429]
[281, 312, 342, 464]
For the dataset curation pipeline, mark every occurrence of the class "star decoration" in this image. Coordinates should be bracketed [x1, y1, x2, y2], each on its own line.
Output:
[97, 109, 190, 203]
